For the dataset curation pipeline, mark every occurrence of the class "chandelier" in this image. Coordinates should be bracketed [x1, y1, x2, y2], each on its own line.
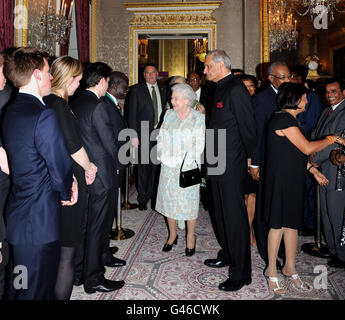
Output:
[292, 0, 345, 22]
[39, 0, 73, 55]
[192, 38, 208, 62]
[269, 0, 298, 52]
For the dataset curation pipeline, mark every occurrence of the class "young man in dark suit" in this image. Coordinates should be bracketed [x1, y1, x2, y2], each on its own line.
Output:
[72, 63, 125, 294]
[2, 47, 76, 300]
[127, 64, 166, 210]
[203, 50, 257, 291]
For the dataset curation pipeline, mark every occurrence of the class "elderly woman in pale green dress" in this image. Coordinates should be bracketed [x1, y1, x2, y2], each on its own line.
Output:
[155, 83, 205, 256]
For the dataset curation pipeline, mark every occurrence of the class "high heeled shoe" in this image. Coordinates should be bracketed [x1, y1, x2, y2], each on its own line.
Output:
[283, 273, 312, 291]
[264, 274, 286, 295]
[185, 237, 196, 256]
[162, 235, 178, 252]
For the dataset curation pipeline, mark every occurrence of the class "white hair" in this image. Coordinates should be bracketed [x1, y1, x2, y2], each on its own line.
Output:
[206, 49, 231, 70]
[171, 83, 196, 107]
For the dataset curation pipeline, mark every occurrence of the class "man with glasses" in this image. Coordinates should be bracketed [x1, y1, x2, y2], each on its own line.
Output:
[249, 61, 291, 268]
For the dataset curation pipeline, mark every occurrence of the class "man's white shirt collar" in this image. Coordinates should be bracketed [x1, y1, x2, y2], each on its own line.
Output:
[86, 88, 100, 99]
[19, 89, 45, 106]
[270, 84, 278, 94]
[331, 98, 345, 111]
[107, 91, 118, 106]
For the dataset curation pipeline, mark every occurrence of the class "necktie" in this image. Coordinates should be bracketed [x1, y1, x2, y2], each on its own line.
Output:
[151, 86, 158, 126]
[328, 107, 333, 117]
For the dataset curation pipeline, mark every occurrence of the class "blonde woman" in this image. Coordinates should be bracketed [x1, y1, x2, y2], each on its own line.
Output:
[44, 56, 97, 300]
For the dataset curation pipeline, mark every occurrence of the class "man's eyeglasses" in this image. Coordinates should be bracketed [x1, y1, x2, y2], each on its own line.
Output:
[269, 74, 291, 81]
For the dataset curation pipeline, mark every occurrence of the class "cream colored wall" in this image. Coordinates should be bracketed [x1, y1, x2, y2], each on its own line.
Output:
[96, 0, 261, 79]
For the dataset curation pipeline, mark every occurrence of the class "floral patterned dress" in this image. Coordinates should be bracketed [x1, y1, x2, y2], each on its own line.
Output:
[155, 109, 205, 220]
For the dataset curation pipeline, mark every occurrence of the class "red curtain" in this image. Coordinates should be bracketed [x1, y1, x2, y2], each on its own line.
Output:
[0, 0, 14, 52]
[75, 0, 89, 63]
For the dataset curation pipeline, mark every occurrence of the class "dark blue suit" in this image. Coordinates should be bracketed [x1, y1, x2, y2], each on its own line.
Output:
[251, 85, 278, 264]
[2, 93, 73, 300]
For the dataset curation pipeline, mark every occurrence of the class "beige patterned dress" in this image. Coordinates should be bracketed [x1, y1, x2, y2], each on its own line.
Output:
[155, 109, 205, 220]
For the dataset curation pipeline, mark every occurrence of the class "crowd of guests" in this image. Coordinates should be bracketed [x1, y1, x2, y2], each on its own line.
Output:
[0, 46, 345, 300]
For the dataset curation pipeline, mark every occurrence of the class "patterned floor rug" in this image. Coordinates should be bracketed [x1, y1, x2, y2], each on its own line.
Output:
[71, 189, 345, 301]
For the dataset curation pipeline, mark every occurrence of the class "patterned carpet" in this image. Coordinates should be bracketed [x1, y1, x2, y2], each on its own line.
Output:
[71, 189, 345, 301]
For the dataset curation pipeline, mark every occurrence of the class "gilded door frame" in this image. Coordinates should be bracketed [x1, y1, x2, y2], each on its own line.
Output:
[124, 1, 222, 85]
[260, 0, 270, 64]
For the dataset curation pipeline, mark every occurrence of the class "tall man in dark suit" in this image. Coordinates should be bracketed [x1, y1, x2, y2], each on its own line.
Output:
[248, 62, 291, 266]
[2, 47, 76, 300]
[203, 50, 257, 291]
[72, 63, 125, 294]
[311, 79, 345, 269]
[101, 71, 129, 267]
[127, 64, 166, 210]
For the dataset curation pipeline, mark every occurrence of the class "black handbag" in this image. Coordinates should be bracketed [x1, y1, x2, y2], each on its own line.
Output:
[179, 153, 201, 188]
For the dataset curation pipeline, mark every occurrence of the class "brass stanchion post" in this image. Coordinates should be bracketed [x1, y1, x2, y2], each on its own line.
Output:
[110, 187, 135, 240]
[301, 184, 332, 258]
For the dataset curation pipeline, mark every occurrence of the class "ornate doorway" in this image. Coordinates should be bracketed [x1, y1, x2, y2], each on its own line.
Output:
[124, 1, 222, 85]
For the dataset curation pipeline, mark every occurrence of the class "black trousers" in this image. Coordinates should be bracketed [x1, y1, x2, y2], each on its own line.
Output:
[0, 171, 10, 300]
[136, 162, 156, 205]
[210, 179, 251, 281]
[83, 187, 116, 288]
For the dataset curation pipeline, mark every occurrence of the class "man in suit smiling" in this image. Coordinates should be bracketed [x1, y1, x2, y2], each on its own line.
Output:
[311, 79, 345, 269]
[127, 64, 166, 211]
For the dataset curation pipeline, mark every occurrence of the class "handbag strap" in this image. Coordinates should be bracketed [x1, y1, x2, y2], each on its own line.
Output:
[180, 152, 199, 172]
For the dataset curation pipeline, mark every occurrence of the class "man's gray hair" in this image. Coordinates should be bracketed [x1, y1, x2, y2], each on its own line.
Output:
[171, 83, 196, 107]
[170, 75, 186, 86]
[206, 49, 231, 70]
[268, 61, 288, 75]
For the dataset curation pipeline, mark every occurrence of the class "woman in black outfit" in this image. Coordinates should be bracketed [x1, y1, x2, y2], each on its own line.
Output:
[262, 82, 345, 295]
[44, 56, 97, 300]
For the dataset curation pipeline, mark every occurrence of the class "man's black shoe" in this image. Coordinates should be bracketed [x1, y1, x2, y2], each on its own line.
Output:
[109, 246, 119, 255]
[84, 278, 125, 294]
[327, 257, 345, 268]
[204, 259, 229, 268]
[74, 278, 84, 286]
[105, 257, 126, 268]
[138, 203, 147, 211]
[218, 278, 252, 291]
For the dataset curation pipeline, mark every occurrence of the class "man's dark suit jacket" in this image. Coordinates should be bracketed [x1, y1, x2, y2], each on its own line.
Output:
[72, 90, 118, 194]
[2, 93, 73, 245]
[207, 73, 257, 180]
[101, 94, 130, 187]
[251, 85, 277, 167]
[127, 82, 167, 139]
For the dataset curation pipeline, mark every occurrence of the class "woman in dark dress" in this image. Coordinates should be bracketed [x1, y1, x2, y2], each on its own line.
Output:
[262, 83, 345, 295]
[44, 56, 97, 300]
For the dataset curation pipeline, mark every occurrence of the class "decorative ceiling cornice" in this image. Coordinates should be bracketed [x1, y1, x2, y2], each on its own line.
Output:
[123, 1, 222, 25]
